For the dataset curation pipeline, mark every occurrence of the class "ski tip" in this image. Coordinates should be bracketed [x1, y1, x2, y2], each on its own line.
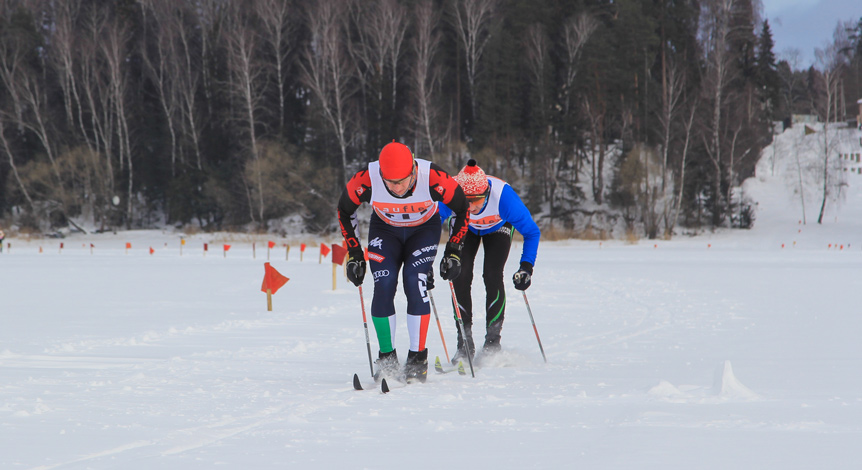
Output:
[457, 361, 466, 375]
[353, 373, 363, 391]
[434, 356, 444, 373]
[381, 378, 390, 393]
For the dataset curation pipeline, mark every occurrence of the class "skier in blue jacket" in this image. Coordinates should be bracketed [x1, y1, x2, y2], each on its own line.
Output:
[438, 159, 540, 363]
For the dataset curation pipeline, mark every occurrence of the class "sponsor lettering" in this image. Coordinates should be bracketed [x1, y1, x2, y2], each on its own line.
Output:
[472, 215, 503, 227]
[411, 255, 436, 268]
[418, 272, 430, 303]
[373, 270, 390, 280]
[412, 245, 437, 257]
[367, 252, 385, 263]
[373, 201, 434, 214]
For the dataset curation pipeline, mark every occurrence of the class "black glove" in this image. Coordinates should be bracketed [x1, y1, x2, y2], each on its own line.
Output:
[512, 261, 533, 291]
[439, 242, 462, 281]
[426, 268, 435, 290]
[346, 249, 366, 287]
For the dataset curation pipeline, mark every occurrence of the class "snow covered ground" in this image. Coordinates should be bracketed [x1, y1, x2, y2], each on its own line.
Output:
[2, 127, 862, 469]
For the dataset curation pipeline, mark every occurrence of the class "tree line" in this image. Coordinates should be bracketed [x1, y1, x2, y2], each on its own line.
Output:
[1, 0, 861, 237]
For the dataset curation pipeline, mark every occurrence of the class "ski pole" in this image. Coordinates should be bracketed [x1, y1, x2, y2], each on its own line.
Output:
[358, 286, 375, 377]
[522, 291, 547, 363]
[428, 291, 450, 363]
[448, 281, 475, 377]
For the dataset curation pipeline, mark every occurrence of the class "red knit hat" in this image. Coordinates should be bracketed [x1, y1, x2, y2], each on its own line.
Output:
[378, 141, 414, 179]
[455, 159, 489, 196]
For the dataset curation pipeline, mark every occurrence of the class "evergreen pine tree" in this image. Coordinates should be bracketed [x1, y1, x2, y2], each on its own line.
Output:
[756, 20, 781, 121]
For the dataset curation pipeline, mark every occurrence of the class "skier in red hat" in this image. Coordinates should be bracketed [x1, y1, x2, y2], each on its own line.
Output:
[438, 159, 541, 363]
[337, 141, 470, 383]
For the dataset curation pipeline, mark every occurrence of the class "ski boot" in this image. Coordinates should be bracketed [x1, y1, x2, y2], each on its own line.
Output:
[452, 323, 475, 365]
[482, 321, 502, 355]
[405, 349, 428, 383]
[373, 349, 401, 383]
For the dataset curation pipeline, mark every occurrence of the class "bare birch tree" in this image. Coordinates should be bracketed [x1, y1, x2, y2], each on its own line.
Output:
[0, 22, 67, 208]
[225, 10, 269, 226]
[346, 0, 407, 150]
[0, 114, 35, 211]
[141, 0, 182, 176]
[670, 99, 699, 234]
[47, 0, 86, 143]
[101, 13, 135, 226]
[451, 0, 498, 127]
[813, 40, 846, 224]
[256, 0, 295, 135]
[78, 6, 116, 204]
[700, 0, 739, 226]
[301, 0, 353, 182]
[562, 13, 597, 117]
[525, 23, 549, 126]
[410, 0, 442, 156]
[173, 2, 206, 170]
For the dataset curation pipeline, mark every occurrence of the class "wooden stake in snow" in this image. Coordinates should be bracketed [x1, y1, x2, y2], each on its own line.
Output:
[261, 262, 290, 312]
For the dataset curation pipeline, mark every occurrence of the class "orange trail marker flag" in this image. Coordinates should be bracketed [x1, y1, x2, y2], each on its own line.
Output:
[149, 247, 155, 255]
[331, 243, 348, 290]
[223, 244, 231, 258]
[125, 242, 131, 254]
[261, 262, 290, 311]
[319, 243, 330, 264]
[267, 240, 275, 261]
[300, 243, 307, 262]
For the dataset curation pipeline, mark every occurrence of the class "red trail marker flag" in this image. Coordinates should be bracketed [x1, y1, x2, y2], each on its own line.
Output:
[330, 243, 348, 290]
[331, 243, 347, 265]
[267, 240, 275, 260]
[300, 243, 307, 262]
[319, 243, 330, 264]
[261, 262, 290, 311]
[223, 244, 231, 258]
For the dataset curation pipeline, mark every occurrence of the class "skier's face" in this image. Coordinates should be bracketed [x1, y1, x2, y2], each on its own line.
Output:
[466, 195, 486, 214]
[383, 164, 416, 197]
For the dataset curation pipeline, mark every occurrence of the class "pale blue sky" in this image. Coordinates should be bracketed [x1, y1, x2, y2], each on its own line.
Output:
[762, 0, 862, 69]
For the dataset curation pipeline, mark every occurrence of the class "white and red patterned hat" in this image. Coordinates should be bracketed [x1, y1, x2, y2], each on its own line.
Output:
[454, 159, 489, 196]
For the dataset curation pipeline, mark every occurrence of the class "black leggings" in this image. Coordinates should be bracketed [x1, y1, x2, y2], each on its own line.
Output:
[452, 223, 513, 338]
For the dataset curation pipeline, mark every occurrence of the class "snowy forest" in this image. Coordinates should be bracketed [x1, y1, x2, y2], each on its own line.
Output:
[1, 0, 861, 238]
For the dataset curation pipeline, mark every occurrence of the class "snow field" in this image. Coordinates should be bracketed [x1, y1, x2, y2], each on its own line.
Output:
[2, 229, 861, 469]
